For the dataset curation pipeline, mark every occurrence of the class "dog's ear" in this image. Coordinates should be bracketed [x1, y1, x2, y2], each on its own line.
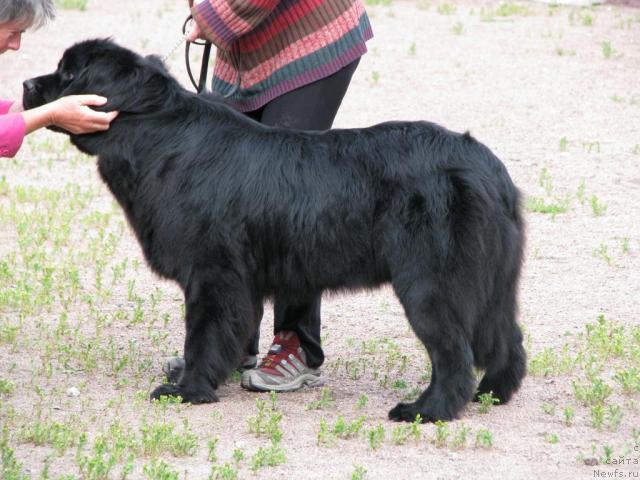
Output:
[64, 57, 170, 114]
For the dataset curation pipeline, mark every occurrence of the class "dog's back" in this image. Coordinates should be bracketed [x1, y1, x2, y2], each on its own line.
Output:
[210, 119, 523, 297]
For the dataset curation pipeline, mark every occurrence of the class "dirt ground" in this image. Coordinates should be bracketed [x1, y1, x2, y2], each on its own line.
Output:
[1, 1, 639, 479]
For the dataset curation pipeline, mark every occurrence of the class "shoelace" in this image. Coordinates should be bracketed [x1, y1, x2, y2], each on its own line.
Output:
[260, 344, 293, 368]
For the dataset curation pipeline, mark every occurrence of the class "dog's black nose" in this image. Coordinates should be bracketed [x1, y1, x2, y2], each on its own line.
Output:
[23, 80, 37, 93]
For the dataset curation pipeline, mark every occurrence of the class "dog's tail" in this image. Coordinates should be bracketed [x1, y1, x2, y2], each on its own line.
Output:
[446, 132, 524, 263]
[448, 134, 526, 400]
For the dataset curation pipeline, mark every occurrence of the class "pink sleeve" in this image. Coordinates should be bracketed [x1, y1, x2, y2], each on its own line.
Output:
[0, 113, 26, 158]
[0, 100, 14, 115]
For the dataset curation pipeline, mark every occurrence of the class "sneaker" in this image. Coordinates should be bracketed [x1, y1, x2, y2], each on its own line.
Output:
[238, 355, 259, 371]
[241, 331, 324, 392]
[162, 355, 258, 383]
[162, 357, 185, 383]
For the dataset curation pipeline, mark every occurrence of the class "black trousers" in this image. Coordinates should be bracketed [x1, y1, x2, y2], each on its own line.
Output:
[241, 59, 360, 369]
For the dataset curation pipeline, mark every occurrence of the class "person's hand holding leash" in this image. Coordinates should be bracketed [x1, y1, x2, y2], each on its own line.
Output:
[185, 0, 207, 44]
[185, 20, 205, 43]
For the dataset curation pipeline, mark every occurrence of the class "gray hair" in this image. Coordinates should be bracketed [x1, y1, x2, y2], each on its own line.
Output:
[0, 0, 56, 29]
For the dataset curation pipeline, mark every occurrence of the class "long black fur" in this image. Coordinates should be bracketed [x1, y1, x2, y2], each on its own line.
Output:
[23, 39, 526, 422]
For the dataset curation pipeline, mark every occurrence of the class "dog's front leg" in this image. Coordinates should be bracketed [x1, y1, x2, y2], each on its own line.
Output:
[151, 273, 250, 404]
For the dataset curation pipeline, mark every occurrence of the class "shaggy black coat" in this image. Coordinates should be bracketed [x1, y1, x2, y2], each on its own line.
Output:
[23, 39, 526, 422]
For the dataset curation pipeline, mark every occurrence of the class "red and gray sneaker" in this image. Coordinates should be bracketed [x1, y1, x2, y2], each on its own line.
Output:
[241, 331, 324, 392]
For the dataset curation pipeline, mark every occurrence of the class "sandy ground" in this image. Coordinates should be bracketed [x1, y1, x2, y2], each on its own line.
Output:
[1, 1, 640, 479]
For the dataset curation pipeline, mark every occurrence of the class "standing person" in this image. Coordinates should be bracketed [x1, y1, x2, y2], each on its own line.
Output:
[0, 0, 118, 159]
[165, 0, 373, 392]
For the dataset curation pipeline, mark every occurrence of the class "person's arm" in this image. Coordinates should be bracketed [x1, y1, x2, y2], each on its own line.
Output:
[22, 95, 118, 135]
[189, 0, 280, 50]
[9, 101, 23, 113]
[1, 95, 118, 158]
[0, 100, 14, 115]
[0, 113, 26, 158]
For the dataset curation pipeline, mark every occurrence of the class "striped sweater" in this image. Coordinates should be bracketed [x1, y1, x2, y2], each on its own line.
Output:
[191, 0, 373, 111]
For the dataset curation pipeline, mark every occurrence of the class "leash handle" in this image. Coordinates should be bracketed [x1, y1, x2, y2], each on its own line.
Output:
[197, 42, 212, 94]
[182, 14, 210, 93]
[184, 39, 212, 94]
[182, 14, 240, 97]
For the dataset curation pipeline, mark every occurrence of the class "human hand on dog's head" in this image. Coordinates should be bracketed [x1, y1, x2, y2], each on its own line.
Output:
[47, 95, 119, 134]
[20, 94, 118, 135]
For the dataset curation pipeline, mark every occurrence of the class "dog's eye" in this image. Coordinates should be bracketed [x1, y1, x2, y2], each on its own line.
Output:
[61, 72, 75, 82]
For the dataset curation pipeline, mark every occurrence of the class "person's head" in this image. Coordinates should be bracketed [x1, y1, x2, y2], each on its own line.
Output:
[0, 0, 55, 54]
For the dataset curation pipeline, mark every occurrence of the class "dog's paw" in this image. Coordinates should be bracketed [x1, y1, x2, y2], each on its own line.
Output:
[473, 382, 510, 405]
[389, 401, 454, 423]
[150, 383, 184, 402]
[150, 383, 218, 404]
[389, 402, 427, 423]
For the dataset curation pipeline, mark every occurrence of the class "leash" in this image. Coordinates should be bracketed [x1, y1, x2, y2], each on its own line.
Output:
[181, 16, 211, 94]
[196, 42, 212, 94]
[161, 28, 189, 64]
[164, 15, 239, 97]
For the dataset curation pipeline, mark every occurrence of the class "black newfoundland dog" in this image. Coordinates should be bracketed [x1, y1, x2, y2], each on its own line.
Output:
[23, 39, 526, 422]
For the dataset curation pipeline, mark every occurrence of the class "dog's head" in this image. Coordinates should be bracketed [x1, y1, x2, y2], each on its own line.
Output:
[23, 39, 175, 131]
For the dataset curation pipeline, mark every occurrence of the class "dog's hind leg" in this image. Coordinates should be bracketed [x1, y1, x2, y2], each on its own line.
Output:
[472, 221, 526, 405]
[473, 290, 526, 405]
[150, 272, 255, 404]
[474, 332, 526, 405]
[388, 276, 476, 423]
